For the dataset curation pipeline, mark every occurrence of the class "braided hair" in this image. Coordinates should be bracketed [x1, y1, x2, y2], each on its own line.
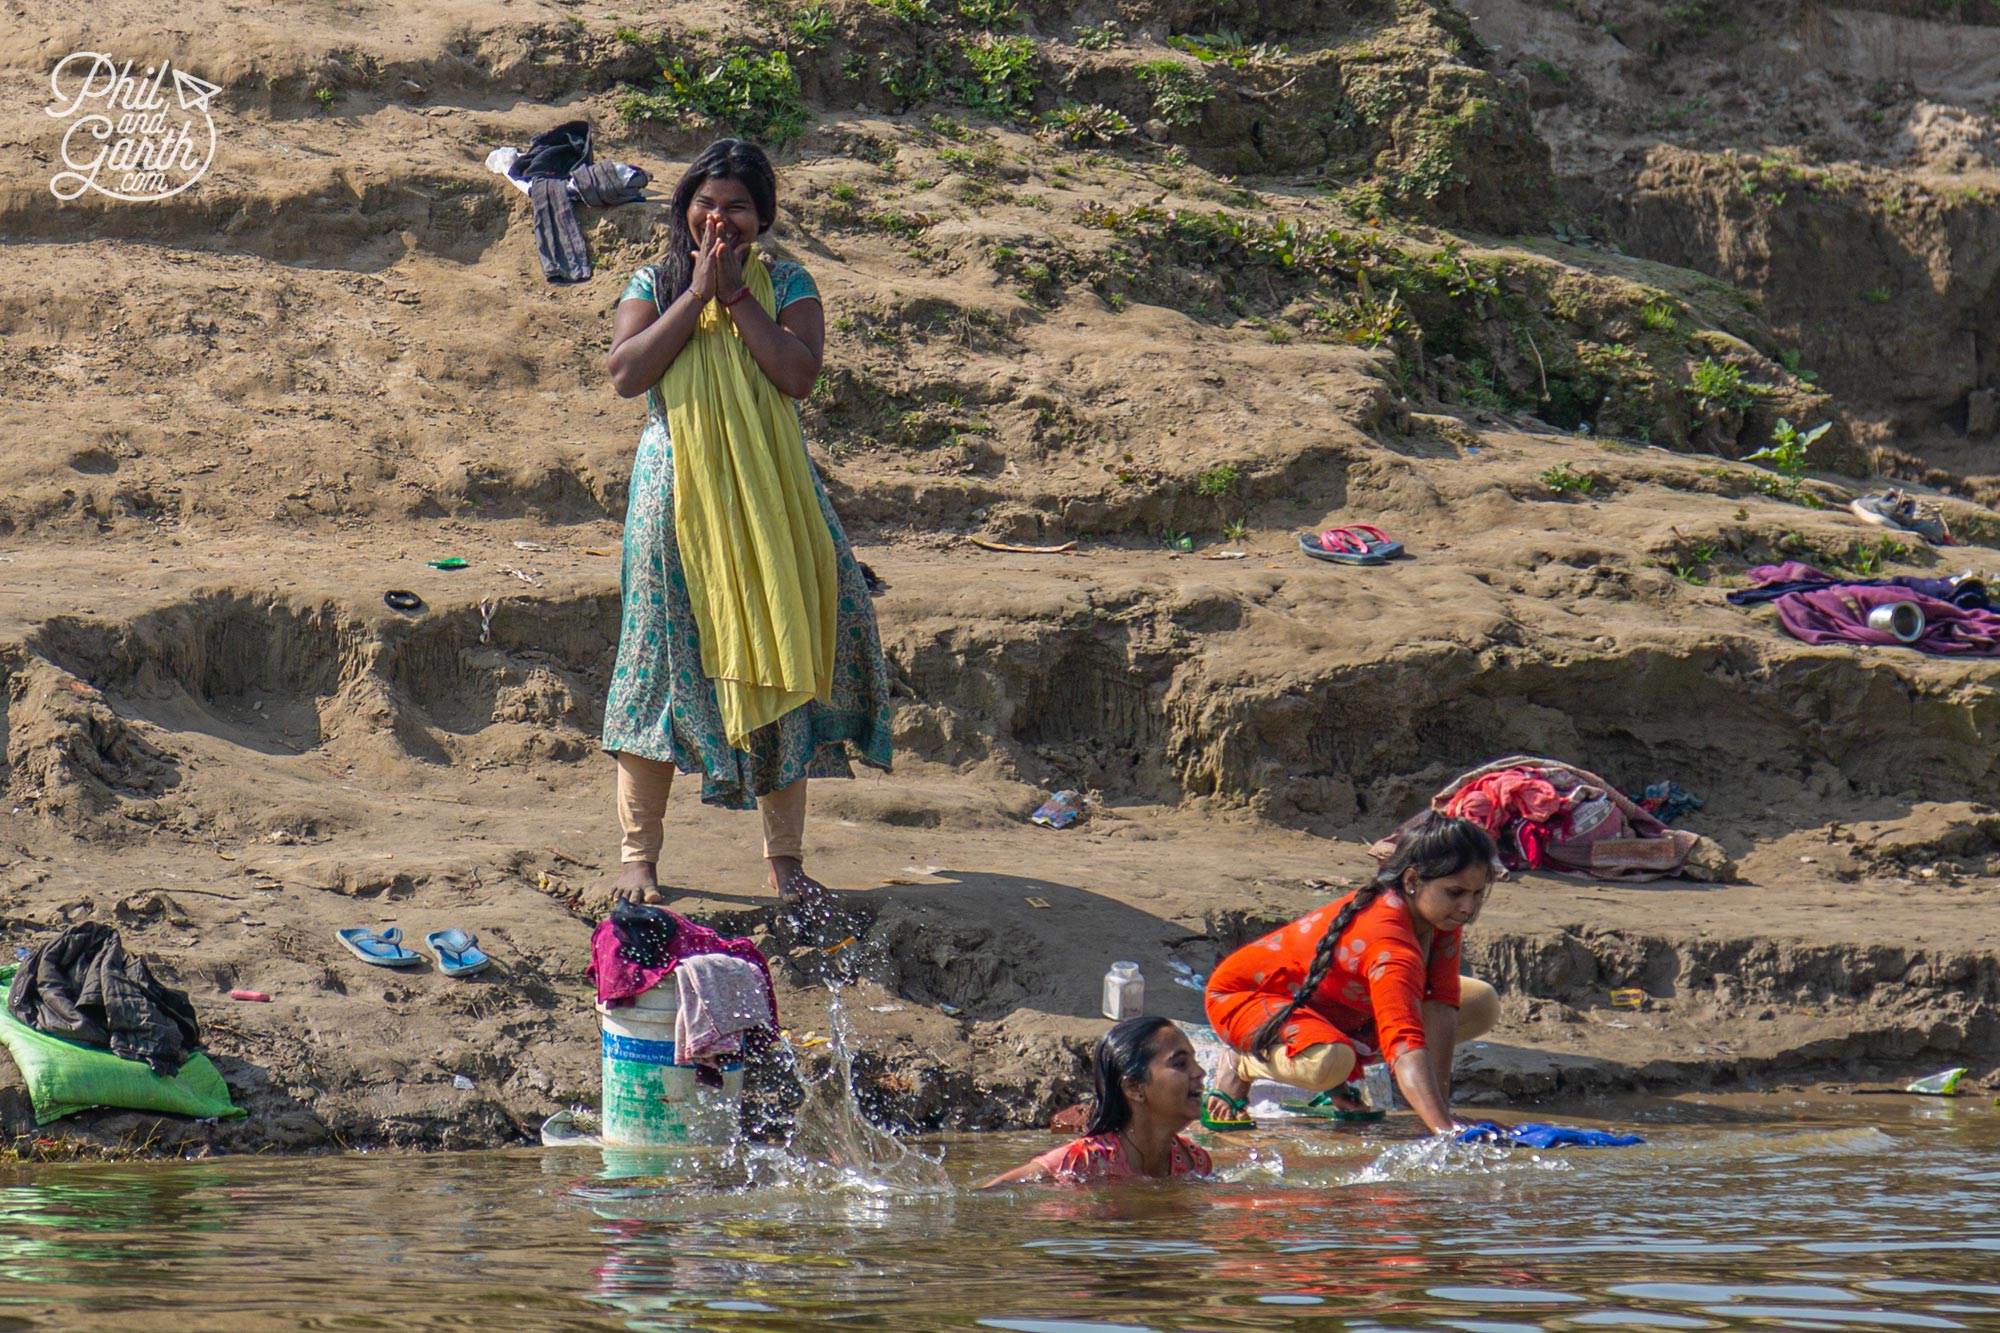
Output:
[1084, 1015, 1176, 1135]
[660, 138, 778, 305]
[1246, 813, 1497, 1056]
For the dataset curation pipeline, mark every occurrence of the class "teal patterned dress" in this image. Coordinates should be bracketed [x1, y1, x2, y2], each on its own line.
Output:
[601, 261, 894, 810]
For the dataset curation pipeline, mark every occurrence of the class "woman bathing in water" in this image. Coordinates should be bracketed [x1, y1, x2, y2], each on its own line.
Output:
[981, 1017, 1214, 1187]
[601, 139, 893, 907]
[1202, 813, 1502, 1136]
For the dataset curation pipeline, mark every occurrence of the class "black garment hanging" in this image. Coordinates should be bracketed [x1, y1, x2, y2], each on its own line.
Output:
[508, 120, 594, 183]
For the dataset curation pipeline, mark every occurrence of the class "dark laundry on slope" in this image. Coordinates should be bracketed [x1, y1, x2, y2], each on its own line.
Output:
[495, 120, 652, 283]
[7, 923, 203, 1074]
[1724, 561, 1989, 610]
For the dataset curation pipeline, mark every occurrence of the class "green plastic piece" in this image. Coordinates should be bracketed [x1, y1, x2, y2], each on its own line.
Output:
[0, 968, 245, 1124]
[1906, 1067, 1966, 1096]
[426, 557, 469, 570]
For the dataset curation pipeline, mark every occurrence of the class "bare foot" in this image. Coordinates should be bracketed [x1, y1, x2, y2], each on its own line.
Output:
[765, 856, 827, 904]
[613, 861, 665, 904]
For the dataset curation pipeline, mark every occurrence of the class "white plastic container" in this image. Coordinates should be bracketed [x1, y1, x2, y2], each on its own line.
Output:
[597, 984, 744, 1146]
[1101, 962, 1144, 1020]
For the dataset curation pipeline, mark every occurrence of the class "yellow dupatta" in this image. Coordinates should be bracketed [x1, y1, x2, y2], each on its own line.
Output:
[658, 251, 837, 749]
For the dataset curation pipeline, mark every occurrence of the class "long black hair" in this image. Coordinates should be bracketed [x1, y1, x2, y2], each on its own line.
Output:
[1085, 1015, 1176, 1136]
[660, 138, 778, 304]
[1246, 813, 1497, 1055]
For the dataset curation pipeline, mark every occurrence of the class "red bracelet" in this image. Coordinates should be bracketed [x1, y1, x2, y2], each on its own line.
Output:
[721, 286, 752, 308]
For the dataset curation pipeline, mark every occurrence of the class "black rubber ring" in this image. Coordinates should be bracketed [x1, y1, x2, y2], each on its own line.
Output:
[384, 590, 424, 612]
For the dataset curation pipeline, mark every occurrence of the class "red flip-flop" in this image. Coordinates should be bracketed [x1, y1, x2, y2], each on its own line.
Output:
[1298, 525, 1404, 565]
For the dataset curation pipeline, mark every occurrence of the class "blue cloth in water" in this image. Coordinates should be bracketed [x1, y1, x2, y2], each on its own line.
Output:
[1456, 1121, 1644, 1149]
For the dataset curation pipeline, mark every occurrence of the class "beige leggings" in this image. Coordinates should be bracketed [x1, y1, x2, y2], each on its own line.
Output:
[614, 752, 807, 863]
[1234, 976, 1501, 1090]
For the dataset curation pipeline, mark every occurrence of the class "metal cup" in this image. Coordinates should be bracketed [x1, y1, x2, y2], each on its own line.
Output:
[1866, 600, 1924, 643]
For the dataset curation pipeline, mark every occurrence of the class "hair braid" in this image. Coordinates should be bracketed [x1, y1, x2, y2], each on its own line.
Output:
[1246, 880, 1384, 1056]
[1239, 811, 1500, 1059]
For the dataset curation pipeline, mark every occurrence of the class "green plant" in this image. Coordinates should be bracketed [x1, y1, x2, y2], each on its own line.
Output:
[786, 5, 835, 45]
[952, 34, 1036, 117]
[1778, 348, 1819, 383]
[869, 0, 939, 22]
[1135, 59, 1209, 127]
[1072, 20, 1119, 49]
[1825, 534, 1908, 577]
[1538, 461, 1595, 496]
[1525, 58, 1570, 83]
[616, 45, 809, 144]
[614, 25, 648, 44]
[883, 50, 947, 108]
[1223, 517, 1249, 541]
[1039, 101, 1133, 144]
[830, 183, 859, 202]
[1195, 463, 1240, 497]
[1689, 356, 1752, 411]
[312, 86, 338, 110]
[1668, 539, 1720, 583]
[937, 140, 1000, 172]
[1862, 286, 1892, 304]
[956, 0, 1018, 29]
[1168, 30, 1287, 69]
[1639, 300, 1678, 331]
[1746, 416, 1830, 478]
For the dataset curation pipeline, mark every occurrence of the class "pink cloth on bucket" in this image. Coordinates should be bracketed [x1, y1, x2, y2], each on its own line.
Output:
[673, 954, 774, 1060]
[588, 912, 777, 1024]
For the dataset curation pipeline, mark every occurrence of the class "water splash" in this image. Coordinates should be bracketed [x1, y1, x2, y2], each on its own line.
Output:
[772, 981, 951, 1196]
[1347, 1132, 1569, 1182]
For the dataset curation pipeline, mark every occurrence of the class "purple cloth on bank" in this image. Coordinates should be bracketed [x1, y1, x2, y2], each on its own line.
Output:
[1771, 584, 2000, 656]
[1729, 562, 1984, 608]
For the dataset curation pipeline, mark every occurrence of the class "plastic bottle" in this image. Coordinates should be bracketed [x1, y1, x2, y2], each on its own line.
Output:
[1102, 962, 1144, 1020]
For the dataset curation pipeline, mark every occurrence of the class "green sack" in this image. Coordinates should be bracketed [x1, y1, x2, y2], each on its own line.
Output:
[0, 967, 245, 1125]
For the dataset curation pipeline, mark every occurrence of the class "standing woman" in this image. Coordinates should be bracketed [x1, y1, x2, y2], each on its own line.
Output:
[1202, 814, 1503, 1135]
[602, 139, 892, 905]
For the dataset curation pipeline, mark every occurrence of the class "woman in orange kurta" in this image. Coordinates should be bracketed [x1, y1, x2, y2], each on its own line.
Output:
[1204, 814, 1501, 1136]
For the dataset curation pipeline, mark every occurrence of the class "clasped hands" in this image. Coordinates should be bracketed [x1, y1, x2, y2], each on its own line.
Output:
[689, 213, 751, 307]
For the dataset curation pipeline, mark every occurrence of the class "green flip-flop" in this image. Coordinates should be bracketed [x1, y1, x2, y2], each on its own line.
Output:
[1201, 1090, 1256, 1132]
[1280, 1083, 1385, 1122]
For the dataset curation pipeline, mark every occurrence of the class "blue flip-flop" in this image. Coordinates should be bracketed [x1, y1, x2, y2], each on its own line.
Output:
[334, 926, 423, 967]
[424, 928, 493, 978]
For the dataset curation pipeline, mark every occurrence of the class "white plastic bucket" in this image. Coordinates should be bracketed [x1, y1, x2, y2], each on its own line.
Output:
[597, 985, 744, 1147]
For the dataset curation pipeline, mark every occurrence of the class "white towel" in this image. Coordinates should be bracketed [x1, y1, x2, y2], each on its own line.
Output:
[673, 954, 770, 1062]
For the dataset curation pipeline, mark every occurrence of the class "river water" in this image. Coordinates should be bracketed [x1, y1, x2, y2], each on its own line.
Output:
[0, 1093, 1992, 1330]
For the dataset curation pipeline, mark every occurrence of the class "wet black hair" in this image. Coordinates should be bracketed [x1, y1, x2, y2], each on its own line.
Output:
[661, 138, 778, 304]
[1085, 1015, 1177, 1136]
[1246, 812, 1497, 1055]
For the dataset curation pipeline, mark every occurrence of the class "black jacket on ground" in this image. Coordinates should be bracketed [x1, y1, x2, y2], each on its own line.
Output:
[7, 923, 201, 1073]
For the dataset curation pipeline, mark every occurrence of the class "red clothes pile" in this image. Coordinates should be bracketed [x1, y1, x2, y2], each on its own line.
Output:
[1382, 755, 1733, 882]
